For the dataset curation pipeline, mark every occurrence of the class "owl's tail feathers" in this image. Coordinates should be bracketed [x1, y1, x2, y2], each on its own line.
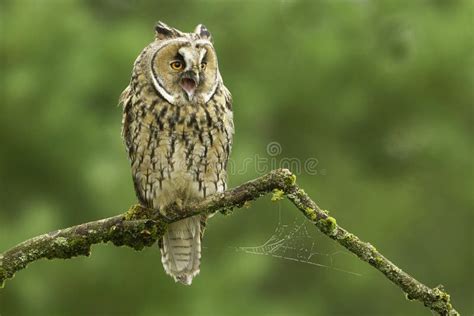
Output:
[160, 215, 201, 285]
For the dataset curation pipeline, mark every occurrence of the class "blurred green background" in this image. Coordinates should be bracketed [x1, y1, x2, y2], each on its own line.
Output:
[1, 0, 473, 315]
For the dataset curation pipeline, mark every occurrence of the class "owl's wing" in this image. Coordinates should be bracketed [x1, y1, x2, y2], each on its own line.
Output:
[222, 84, 233, 111]
[220, 84, 234, 187]
[119, 85, 134, 156]
[119, 84, 132, 108]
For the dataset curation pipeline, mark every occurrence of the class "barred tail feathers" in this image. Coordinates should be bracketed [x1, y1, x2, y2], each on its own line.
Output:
[160, 216, 201, 285]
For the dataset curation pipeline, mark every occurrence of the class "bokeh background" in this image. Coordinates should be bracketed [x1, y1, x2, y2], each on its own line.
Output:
[1, 0, 473, 315]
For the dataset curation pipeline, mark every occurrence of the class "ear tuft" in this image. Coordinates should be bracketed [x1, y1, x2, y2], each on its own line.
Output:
[194, 24, 212, 42]
[155, 21, 175, 40]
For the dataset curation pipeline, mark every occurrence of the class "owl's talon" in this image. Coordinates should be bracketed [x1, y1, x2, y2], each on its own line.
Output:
[156, 211, 174, 223]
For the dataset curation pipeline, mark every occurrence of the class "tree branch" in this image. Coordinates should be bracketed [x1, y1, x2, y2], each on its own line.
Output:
[0, 169, 458, 315]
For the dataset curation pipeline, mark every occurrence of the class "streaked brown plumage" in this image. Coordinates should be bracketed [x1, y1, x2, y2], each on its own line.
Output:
[120, 22, 233, 285]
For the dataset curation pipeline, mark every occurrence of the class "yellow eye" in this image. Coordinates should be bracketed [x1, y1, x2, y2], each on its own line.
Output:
[200, 62, 207, 70]
[170, 61, 184, 70]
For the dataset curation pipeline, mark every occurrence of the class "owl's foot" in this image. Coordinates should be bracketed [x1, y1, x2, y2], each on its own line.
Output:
[159, 199, 185, 222]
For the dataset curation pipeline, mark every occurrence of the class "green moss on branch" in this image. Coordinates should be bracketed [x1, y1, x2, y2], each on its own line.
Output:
[0, 169, 459, 315]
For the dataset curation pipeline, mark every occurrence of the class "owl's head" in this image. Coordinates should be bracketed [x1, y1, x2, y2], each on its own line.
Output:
[140, 21, 221, 105]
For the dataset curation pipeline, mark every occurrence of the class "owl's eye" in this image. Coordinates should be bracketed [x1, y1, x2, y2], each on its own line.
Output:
[170, 61, 184, 70]
[200, 62, 207, 70]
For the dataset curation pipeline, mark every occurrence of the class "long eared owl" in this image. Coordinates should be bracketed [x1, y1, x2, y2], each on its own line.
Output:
[120, 21, 233, 285]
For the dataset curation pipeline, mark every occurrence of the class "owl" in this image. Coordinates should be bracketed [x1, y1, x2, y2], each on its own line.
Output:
[119, 21, 233, 285]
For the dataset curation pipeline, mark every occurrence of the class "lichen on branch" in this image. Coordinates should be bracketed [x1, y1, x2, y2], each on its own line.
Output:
[0, 169, 458, 315]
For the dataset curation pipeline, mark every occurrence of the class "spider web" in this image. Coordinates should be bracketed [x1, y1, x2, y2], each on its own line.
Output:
[231, 205, 361, 276]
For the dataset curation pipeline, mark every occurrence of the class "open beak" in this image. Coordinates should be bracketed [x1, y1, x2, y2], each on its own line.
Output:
[180, 71, 199, 100]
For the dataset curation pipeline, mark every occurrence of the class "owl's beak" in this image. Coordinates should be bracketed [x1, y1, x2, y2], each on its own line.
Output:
[180, 71, 199, 100]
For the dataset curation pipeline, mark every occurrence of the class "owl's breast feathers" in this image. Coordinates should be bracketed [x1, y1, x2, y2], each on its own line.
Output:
[120, 81, 233, 211]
